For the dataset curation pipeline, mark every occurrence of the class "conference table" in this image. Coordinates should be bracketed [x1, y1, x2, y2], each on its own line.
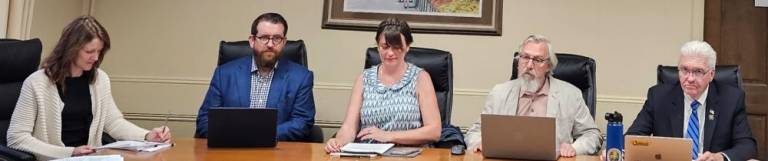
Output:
[94, 138, 599, 161]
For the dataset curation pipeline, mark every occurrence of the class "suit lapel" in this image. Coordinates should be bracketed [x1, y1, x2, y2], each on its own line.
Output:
[545, 78, 559, 118]
[266, 61, 287, 109]
[503, 80, 522, 115]
[703, 83, 718, 151]
[669, 85, 685, 138]
[237, 57, 253, 107]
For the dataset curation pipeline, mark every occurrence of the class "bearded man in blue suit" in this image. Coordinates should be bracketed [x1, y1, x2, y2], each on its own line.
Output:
[194, 13, 315, 141]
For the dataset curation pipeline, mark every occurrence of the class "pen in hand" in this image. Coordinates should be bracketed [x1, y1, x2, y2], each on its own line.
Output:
[160, 110, 170, 142]
[163, 111, 169, 133]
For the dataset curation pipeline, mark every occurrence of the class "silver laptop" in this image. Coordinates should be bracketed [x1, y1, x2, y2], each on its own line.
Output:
[481, 114, 558, 160]
[624, 135, 693, 161]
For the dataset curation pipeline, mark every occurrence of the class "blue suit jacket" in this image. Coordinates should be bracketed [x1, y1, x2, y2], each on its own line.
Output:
[627, 82, 756, 161]
[195, 56, 315, 141]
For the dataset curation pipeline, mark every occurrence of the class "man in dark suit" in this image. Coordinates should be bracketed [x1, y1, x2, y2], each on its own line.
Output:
[194, 13, 315, 141]
[627, 41, 756, 161]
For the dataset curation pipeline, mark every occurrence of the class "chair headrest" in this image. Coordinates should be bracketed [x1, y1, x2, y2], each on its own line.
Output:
[550, 54, 595, 90]
[0, 38, 42, 83]
[364, 47, 452, 92]
[511, 53, 595, 90]
[657, 65, 742, 89]
[218, 40, 308, 67]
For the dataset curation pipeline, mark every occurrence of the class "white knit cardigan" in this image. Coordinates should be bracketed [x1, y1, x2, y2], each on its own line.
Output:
[7, 69, 149, 160]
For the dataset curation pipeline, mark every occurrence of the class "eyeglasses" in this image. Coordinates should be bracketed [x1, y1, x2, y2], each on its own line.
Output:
[678, 66, 711, 78]
[515, 55, 549, 65]
[254, 35, 285, 45]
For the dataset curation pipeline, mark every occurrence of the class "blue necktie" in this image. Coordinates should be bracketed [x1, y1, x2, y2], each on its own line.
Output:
[686, 101, 701, 160]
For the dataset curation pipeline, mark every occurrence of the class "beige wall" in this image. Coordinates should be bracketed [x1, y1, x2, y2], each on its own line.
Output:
[24, 0, 705, 138]
[0, 0, 8, 38]
[26, 0, 87, 55]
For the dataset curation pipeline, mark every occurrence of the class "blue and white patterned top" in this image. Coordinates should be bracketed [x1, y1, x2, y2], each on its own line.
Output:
[360, 63, 424, 134]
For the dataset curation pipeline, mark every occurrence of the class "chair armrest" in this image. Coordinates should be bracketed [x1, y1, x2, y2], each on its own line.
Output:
[0, 145, 35, 161]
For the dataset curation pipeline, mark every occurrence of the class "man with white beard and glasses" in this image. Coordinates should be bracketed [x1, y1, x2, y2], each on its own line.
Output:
[463, 35, 601, 157]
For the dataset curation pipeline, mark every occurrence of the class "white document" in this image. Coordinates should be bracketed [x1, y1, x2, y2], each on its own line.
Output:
[329, 152, 378, 158]
[50, 155, 123, 161]
[758, 0, 768, 7]
[96, 140, 171, 152]
[340, 143, 394, 154]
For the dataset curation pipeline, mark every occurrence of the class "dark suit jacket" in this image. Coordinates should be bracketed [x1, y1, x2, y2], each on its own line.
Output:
[194, 55, 315, 141]
[627, 81, 756, 161]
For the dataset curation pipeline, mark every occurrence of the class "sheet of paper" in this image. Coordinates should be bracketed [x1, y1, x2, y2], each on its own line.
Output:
[50, 155, 123, 161]
[758, 0, 768, 7]
[329, 152, 378, 157]
[96, 140, 170, 152]
[340, 143, 394, 154]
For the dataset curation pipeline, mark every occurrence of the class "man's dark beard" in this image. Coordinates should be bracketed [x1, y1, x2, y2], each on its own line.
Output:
[255, 51, 280, 68]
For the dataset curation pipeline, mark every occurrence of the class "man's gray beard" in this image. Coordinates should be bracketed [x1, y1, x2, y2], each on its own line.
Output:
[520, 73, 541, 93]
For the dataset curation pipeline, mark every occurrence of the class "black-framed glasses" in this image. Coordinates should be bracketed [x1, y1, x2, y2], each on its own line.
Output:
[254, 35, 285, 45]
[515, 55, 549, 65]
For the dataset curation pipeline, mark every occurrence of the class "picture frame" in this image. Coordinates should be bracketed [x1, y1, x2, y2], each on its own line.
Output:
[322, 0, 503, 36]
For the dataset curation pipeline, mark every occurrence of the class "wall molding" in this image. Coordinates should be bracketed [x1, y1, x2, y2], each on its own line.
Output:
[123, 112, 197, 122]
[596, 95, 645, 104]
[124, 112, 464, 131]
[110, 75, 210, 85]
[124, 112, 344, 128]
[110, 75, 647, 102]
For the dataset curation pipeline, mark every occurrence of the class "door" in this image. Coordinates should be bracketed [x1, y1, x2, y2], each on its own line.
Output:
[705, 0, 768, 159]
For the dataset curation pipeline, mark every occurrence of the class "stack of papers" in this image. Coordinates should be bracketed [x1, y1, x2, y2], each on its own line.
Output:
[51, 155, 123, 161]
[340, 143, 394, 154]
[330, 143, 394, 157]
[95, 140, 171, 152]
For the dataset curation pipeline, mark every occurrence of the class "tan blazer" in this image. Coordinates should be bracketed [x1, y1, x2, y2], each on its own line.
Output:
[7, 69, 149, 160]
[464, 77, 601, 155]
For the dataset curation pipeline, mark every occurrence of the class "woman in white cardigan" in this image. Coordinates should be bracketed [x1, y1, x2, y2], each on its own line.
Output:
[6, 16, 172, 160]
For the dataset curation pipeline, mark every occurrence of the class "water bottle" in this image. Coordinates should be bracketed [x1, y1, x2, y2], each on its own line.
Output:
[605, 111, 624, 161]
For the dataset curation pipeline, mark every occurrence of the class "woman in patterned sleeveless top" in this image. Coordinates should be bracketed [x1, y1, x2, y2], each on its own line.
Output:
[325, 18, 441, 153]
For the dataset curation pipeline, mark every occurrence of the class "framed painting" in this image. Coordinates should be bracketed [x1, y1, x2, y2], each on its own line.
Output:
[322, 0, 503, 36]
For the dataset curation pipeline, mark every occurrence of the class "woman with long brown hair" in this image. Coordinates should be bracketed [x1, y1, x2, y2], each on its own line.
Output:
[6, 16, 171, 160]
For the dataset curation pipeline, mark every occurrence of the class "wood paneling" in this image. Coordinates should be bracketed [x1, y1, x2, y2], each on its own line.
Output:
[705, 0, 768, 159]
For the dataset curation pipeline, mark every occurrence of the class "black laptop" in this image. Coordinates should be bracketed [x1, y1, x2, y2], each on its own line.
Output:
[207, 108, 278, 148]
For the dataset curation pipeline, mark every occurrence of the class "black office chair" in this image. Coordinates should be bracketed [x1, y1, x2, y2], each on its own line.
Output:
[218, 39, 324, 143]
[0, 38, 42, 161]
[218, 40, 308, 67]
[511, 53, 597, 117]
[656, 65, 742, 89]
[364, 47, 454, 126]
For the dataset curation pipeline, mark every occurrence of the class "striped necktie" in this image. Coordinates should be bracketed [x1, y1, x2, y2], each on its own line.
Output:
[686, 100, 701, 160]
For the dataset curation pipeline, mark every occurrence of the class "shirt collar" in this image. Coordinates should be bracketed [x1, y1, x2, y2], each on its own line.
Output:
[684, 85, 709, 106]
[522, 77, 550, 97]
